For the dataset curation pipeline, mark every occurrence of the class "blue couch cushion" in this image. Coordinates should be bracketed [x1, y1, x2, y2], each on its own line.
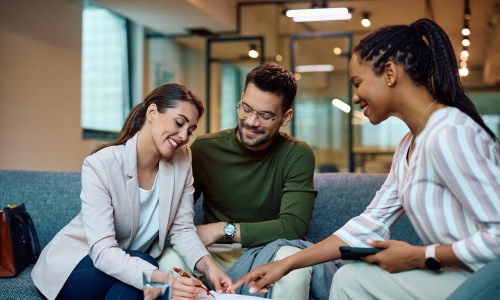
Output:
[309, 172, 421, 245]
[0, 170, 82, 249]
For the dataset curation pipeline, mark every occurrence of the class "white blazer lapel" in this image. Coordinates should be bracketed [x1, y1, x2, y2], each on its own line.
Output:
[157, 158, 175, 251]
[125, 134, 141, 244]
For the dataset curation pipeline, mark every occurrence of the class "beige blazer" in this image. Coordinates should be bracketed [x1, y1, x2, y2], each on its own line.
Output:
[32, 133, 209, 300]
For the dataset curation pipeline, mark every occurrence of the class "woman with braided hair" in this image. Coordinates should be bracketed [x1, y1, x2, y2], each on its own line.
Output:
[230, 18, 500, 299]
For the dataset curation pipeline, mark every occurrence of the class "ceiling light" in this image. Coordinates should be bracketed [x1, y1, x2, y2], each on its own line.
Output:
[286, 7, 352, 22]
[462, 20, 470, 36]
[248, 44, 259, 58]
[361, 12, 371, 27]
[462, 38, 470, 47]
[295, 64, 334, 72]
[460, 1, 472, 68]
[333, 47, 342, 55]
[332, 99, 351, 113]
[292, 14, 352, 22]
[459, 67, 469, 77]
[286, 7, 349, 17]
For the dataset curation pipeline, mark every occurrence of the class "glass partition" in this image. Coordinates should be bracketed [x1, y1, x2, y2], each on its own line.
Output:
[290, 33, 353, 172]
[206, 37, 264, 133]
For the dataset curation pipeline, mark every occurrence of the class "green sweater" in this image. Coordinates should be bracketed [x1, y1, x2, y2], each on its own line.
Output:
[191, 128, 317, 248]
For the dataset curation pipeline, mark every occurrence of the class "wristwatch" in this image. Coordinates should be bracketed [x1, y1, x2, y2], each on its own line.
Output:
[223, 222, 236, 240]
[425, 244, 442, 271]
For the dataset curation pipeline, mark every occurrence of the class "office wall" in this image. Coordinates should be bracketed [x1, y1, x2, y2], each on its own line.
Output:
[0, 1, 210, 172]
[0, 0, 102, 171]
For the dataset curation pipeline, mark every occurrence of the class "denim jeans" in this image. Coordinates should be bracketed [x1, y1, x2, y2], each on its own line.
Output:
[447, 257, 500, 300]
[56, 250, 158, 300]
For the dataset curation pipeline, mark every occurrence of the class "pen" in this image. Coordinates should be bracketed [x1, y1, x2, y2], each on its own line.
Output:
[173, 267, 216, 298]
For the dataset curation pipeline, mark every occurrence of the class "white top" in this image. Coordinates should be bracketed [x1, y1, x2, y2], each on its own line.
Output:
[32, 133, 210, 299]
[335, 107, 500, 271]
[129, 172, 160, 251]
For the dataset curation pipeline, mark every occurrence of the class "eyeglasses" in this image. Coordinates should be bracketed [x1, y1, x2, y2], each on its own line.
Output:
[236, 101, 278, 126]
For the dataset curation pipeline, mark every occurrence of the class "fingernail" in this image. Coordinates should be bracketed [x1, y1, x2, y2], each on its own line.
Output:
[366, 239, 373, 245]
[249, 287, 256, 294]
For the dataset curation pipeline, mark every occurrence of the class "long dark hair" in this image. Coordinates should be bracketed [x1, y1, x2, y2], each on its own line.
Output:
[92, 83, 204, 154]
[354, 18, 497, 141]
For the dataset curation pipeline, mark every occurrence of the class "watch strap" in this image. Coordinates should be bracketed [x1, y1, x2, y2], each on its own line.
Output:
[425, 244, 442, 271]
[425, 244, 437, 259]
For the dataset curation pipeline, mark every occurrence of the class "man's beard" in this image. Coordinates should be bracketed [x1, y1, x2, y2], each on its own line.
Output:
[237, 122, 276, 149]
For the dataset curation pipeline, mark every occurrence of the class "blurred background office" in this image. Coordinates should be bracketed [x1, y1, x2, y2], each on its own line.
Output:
[1, 0, 499, 173]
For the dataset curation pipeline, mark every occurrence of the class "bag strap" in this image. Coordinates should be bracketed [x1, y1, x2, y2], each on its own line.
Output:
[14, 211, 41, 263]
[24, 212, 40, 260]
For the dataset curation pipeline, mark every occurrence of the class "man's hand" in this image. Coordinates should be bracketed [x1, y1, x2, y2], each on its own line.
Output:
[195, 223, 224, 246]
[229, 260, 287, 294]
[362, 239, 425, 273]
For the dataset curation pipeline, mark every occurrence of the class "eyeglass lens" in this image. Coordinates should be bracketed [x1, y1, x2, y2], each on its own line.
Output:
[237, 103, 275, 126]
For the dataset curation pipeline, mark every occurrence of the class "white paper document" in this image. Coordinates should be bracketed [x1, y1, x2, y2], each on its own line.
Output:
[196, 291, 267, 299]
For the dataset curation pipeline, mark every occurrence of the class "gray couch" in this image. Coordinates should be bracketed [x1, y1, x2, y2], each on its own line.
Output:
[0, 170, 420, 299]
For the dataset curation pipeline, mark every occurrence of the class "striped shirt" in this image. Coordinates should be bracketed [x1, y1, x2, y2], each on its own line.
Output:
[335, 107, 500, 271]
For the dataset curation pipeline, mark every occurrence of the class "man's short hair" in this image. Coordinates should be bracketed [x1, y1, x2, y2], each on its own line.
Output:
[244, 63, 297, 112]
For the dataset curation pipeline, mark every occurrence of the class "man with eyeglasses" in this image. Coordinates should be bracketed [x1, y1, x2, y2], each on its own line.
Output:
[158, 63, 333, 299]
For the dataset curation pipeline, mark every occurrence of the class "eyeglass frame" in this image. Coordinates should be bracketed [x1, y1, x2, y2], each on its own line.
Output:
[236, 101, 279, 126]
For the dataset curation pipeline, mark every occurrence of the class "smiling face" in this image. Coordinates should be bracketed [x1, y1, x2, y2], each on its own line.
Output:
[349, 54, 395, 125]
[149, 101, 199, 159]
[236, 83, 292, 151]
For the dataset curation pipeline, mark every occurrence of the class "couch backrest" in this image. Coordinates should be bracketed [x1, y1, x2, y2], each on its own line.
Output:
[309, 173, 421, 245]
[194, 173, 421, 245]
[307, 172, 385, 243]
[0, 170, 421, 251]
[0, 170, 82, 249]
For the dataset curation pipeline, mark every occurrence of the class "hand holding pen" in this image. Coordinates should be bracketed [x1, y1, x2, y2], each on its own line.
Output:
[173, 267, 216, 298]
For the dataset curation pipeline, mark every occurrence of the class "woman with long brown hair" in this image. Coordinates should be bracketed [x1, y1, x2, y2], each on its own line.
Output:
[32, 83, 232, 299]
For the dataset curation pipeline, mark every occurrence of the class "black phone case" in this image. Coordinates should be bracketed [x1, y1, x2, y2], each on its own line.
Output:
[339, 246, 382, 260]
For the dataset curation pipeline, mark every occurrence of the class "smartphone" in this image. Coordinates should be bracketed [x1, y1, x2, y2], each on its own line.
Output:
[339, 246, 382, 260]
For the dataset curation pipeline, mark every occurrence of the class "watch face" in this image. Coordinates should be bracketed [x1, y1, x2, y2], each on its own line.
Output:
[224, 223, 236, 238]
[425, 257, 441, 271]
[224, 224, 235, 235]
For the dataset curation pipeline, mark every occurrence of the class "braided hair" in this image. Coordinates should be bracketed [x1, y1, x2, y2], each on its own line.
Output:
[92, 83, 204, 154]
[354, 18, 497, 141]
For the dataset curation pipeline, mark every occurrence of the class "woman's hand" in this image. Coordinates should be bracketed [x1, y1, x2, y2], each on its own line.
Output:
[171, 276, 212, 300]
[145, 270, 201, 300]
[229, 260, 287, 294]
[362, 239, 425, 273]
[196, 256, 234, 294]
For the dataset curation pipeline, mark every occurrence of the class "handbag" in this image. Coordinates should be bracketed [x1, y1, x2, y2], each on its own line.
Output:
[0, 203, 41, 277]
